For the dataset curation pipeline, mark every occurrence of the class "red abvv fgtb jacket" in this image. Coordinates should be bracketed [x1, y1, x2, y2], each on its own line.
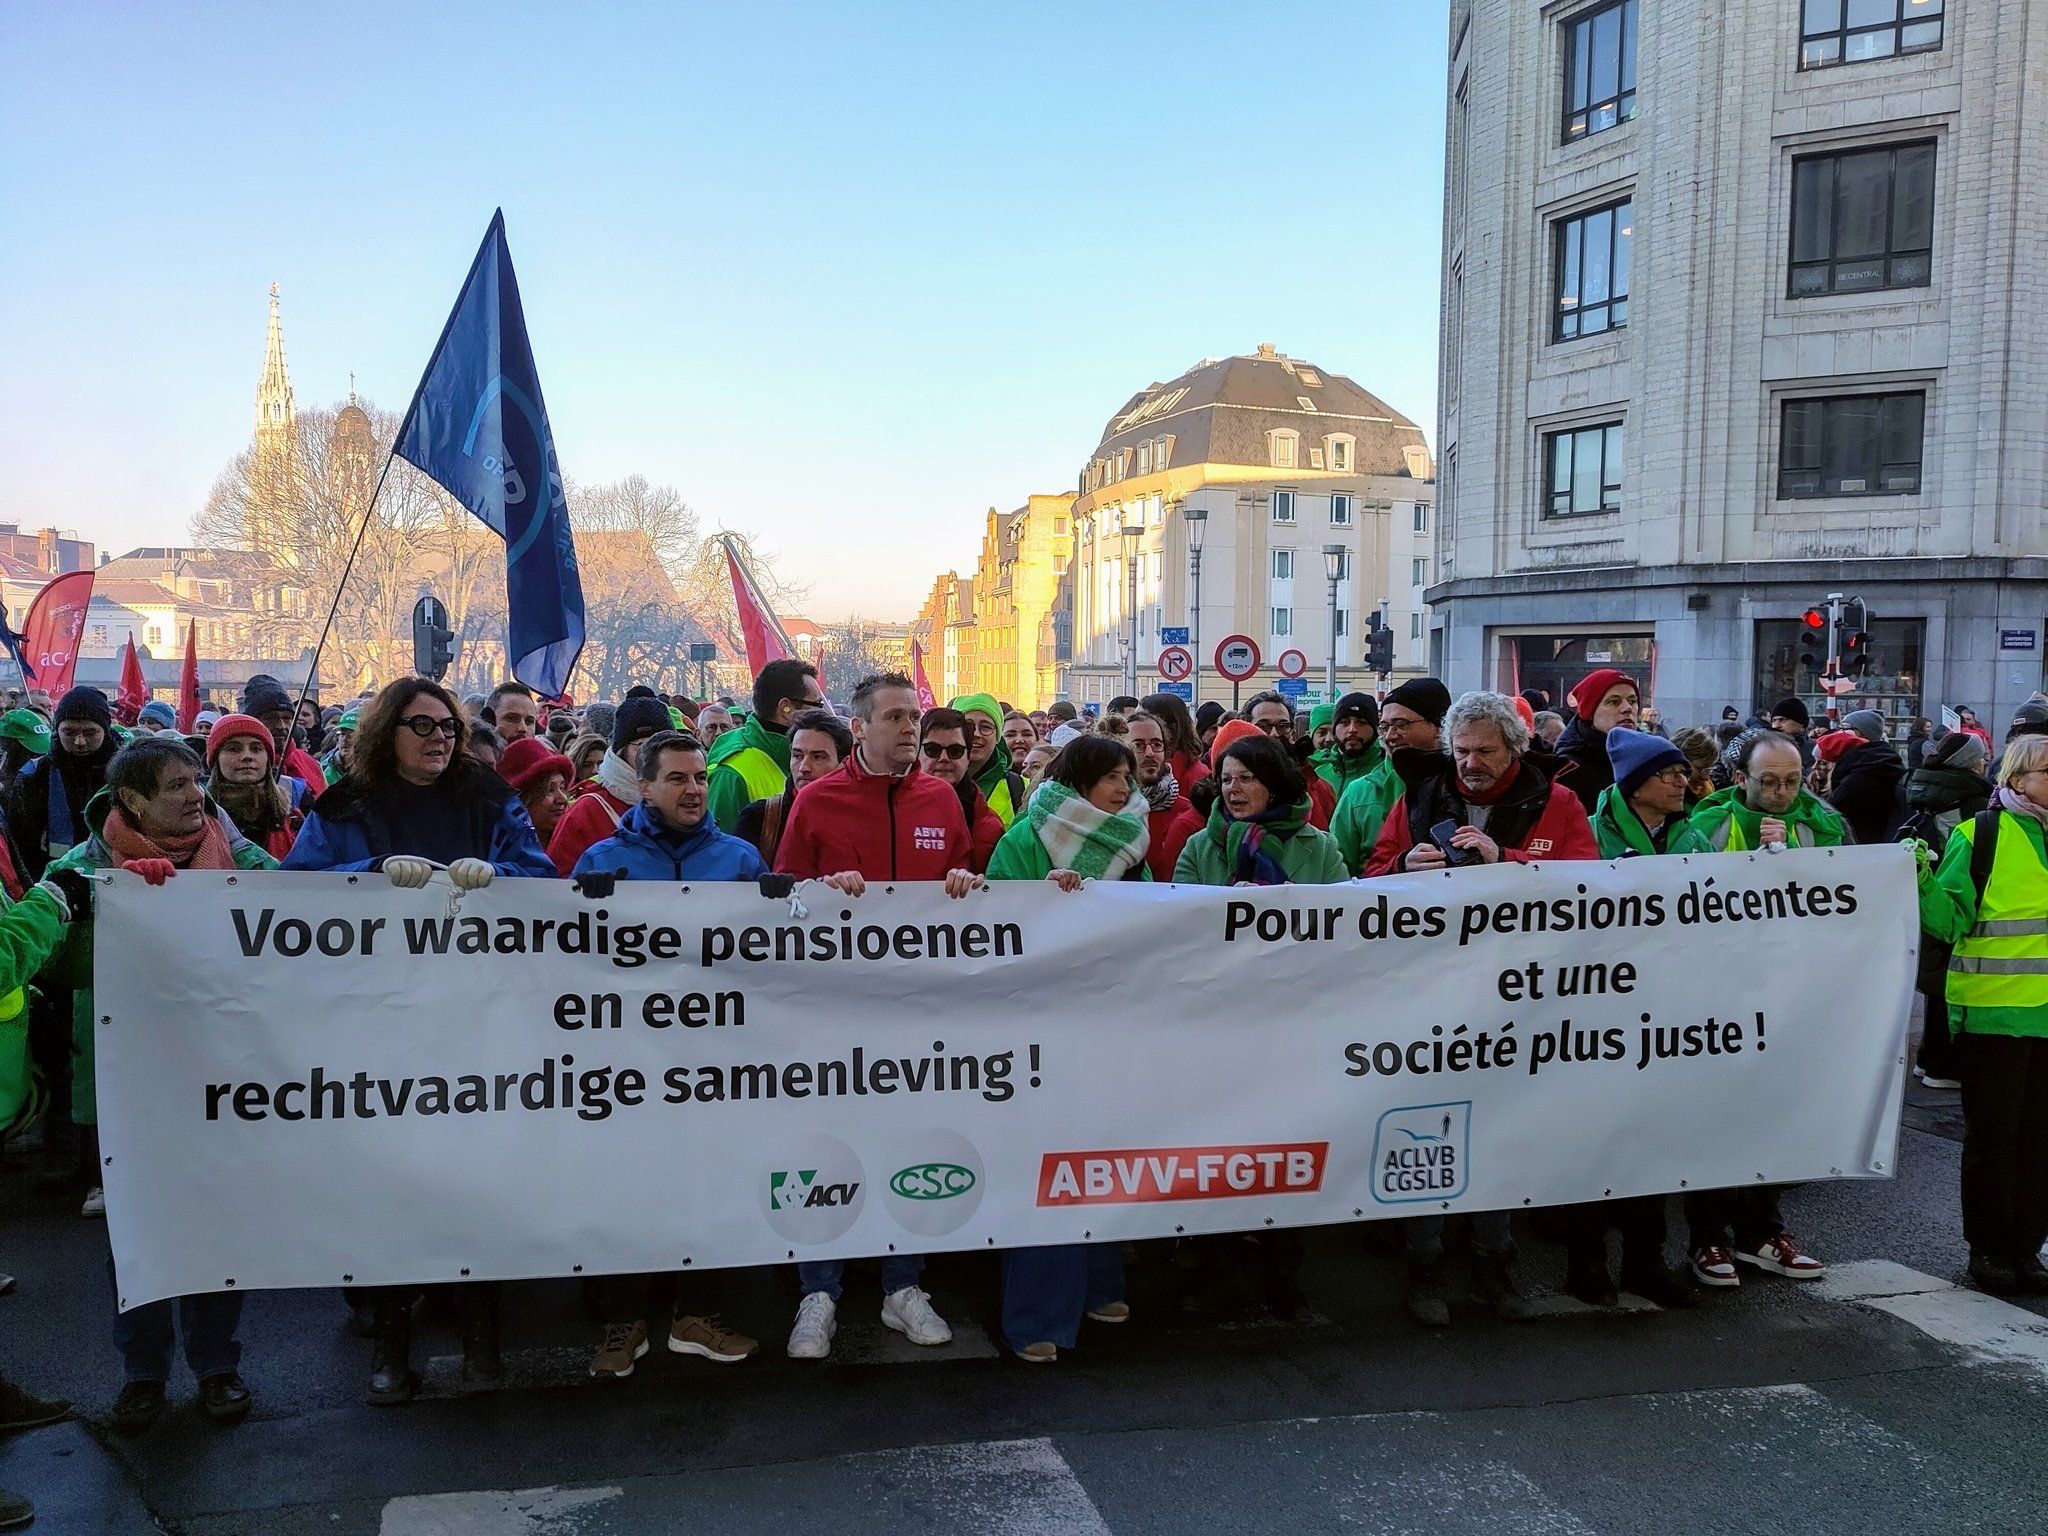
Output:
[774, 751, 972, 882]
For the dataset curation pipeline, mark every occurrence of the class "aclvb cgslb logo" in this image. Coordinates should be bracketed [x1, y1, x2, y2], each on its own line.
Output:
[1369, 1101, 1471, 1205]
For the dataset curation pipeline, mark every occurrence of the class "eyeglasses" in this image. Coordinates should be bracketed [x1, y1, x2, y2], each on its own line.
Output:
[399, 715, 460, 739]
[1650, 766, 1691, 785]
[1253, 719, 1290, 735]
[1750, 775, 1803, 793]
[921, 741, 968, 760]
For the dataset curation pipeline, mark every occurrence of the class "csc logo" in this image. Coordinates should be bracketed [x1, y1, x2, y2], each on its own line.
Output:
[889, 1163, 976, 1202]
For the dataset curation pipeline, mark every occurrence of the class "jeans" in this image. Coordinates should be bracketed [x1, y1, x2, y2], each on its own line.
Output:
[108, 1259, 243, 1384]
[797, 1255, 923, 1301]
[1000, 1243, 1124, 1351]
[1406, 1211, 1513, 1260]
[1960, 1031, 2048, 1263]
[1685, 1187, 1786, 1253]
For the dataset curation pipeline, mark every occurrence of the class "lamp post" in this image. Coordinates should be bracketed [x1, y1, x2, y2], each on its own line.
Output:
[1121, 516, 1143, 699]
[1184, 505, 1207, 707]
[1323, 544, 1345, 701]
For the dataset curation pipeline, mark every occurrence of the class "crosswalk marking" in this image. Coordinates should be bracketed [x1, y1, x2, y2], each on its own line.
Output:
[378, 1483, 623, 1534]
[1816, 1257, 2048, 1381]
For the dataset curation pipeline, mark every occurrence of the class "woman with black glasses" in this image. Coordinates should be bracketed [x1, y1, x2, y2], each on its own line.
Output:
[282, 676, 553, 1405]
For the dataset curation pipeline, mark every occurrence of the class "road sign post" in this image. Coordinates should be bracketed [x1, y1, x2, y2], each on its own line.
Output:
[1214, 634, 1260, 711]
[1157, 645, 1195, 684]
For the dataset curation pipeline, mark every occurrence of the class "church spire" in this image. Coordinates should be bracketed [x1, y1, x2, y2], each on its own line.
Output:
[254, 281, 295, 443]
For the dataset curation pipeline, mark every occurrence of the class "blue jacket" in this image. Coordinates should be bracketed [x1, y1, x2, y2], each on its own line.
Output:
[571, 802, 766, 883]
[281, 775, 556, 878]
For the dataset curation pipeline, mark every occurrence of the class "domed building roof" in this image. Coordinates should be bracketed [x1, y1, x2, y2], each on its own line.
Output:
[1083, 343, 1428, 480]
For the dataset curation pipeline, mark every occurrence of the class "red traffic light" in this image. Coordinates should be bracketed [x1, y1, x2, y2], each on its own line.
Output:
[1801, 608, 1827, 628]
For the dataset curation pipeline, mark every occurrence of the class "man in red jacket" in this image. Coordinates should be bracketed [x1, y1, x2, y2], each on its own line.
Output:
[772, 672, 977, 1362]
[1127, 709, 1193, 881]
[1365, 689, 1597, 876]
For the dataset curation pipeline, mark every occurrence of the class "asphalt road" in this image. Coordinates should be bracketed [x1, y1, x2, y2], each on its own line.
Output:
[4, 1073, 2046, 1535]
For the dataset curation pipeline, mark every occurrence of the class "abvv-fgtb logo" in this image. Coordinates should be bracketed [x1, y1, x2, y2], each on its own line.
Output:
[1369, 1101, 1471, 1205]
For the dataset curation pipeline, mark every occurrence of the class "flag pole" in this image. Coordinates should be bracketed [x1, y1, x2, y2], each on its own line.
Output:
[289, 446, 403, 750]
[720, 533, 795, 657]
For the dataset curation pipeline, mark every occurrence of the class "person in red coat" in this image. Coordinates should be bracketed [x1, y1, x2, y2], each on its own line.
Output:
[547, 696, 672, 876]
[1365, 689, 1597, 876]
[1127, 709, 1194, 882]
[917, 707, 1003, 873]
[772, 672, 975, 1364]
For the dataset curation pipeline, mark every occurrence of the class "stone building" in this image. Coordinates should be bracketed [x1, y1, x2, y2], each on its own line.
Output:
[1432, 0, 2047, 730]
[1066, 346, 1434, 709]
[970, 494, 1074, 709]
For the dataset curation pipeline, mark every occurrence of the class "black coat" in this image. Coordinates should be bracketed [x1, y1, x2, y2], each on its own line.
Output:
[1552, 716, 1612, 814]
[1826, 740, 1906, 845]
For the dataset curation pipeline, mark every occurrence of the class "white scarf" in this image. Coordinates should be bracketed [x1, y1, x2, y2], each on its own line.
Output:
[594, 750, 643, 815]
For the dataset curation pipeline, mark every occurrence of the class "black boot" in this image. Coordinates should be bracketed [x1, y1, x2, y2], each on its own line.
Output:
[1566, 1241, 1617, 1307]
[1620, 1258, 1700, 1309]
[460, 1284, 503, 1392]
[1405, 1258, 1451, 1327]
[366, 1296, 418, 1406]
[1472, 1252, 1535, 1321]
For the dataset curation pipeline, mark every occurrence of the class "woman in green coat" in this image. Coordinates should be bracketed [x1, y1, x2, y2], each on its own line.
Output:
[986, 735, 1149, 1362]
[1172, 732, 1348, 887]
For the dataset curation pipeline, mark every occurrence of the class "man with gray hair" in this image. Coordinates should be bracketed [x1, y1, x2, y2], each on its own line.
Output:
[1363, 690, 1597, 876]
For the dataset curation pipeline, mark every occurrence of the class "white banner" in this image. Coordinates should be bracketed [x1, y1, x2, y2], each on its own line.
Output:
[97, 849, 1917, 1309]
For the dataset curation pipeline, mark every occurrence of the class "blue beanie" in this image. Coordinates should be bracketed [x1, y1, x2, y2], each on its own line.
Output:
[1606, 725, 1688, 798]
[137, 700, 178, 729]
[611, 695, 672, 751]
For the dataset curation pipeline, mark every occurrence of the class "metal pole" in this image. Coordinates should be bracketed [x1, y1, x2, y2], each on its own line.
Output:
[1824, 590, 1844, 726]
[291, 446, 403, 746]
[1125, 551, 1139, 699]
[1325, 573, 1339, 701]
[1190, 548, 1203, 710]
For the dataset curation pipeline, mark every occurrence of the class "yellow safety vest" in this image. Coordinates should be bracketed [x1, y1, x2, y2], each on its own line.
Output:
[1948, 815, 2048, 1014]
[721, 745, 787, 804]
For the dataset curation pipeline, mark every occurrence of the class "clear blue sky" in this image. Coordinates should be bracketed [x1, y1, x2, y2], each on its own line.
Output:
[0, 1, 1449, 620]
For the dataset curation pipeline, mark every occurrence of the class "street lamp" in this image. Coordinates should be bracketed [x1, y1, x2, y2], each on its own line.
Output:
[1183, 505, 1207, 707]
[1323, 544, 1345, 701]
[1121, 516, 1144, 699]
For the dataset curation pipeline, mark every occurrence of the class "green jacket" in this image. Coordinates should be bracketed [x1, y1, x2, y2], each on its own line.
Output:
[0, 886, 72, 1135]
[951, 693, 1019, 827]
[1330, 756, 1405, 875]
[1313, 740, 1384, 799]
[51, 789, 276, 1125]
[1685, 784, 1847, 851]
[1592, 785, 1711, 858]
[1918, 810, 2048, 1038]
[705, 714, 790, 833]
[1172, 807, 1348, 886]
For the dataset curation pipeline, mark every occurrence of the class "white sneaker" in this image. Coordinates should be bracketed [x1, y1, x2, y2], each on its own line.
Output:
[1921, 1073, 1961, 1090]
[786, 1291, 837, 1360]
[80, 1186, 105, 1218]
[881, 1285, 952, 1346]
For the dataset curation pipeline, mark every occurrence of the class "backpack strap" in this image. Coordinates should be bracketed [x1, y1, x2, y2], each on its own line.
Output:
[762, 793, 787, 863]
[1969, 807, 2001, 902]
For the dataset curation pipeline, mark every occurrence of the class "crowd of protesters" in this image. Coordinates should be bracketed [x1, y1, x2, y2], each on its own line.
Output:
[0, 652, 2039, 1525]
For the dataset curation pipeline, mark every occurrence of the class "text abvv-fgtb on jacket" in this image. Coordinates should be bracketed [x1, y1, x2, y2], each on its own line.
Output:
[773, 751, 971, 882]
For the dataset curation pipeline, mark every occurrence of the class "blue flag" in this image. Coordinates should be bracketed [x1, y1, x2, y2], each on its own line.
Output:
[395, 210, 584, 698]
[0, 611, 33, 683]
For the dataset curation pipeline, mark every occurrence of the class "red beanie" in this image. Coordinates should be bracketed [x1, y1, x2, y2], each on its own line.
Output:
[1572, 667, 1638, 724]
[204, 713, 275, 770]
[497, 735, 573, 793]
[1513, 696, 1536, 732]
[1209, 718, 1265, 763]
[1816, 730, 1862, 764]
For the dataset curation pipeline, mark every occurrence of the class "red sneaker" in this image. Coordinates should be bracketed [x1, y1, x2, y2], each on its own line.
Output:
[1735, 1232, 1824, 1279]
[1690, 1246, 1740, 1288]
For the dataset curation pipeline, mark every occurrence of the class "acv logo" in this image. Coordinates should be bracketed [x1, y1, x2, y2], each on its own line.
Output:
[761, 1133, 867, 1245]
[770, 1169, 861, 1210]
[889, 1163, 976, 1201]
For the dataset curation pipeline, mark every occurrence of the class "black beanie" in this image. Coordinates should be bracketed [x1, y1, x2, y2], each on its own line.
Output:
[1195, 701, 1225, 732]
[53, 686, 113, 733]
[1771, 696, 1811, 728]
[612, 696, 672, 750]
[1384, 677, 1451, 727]
[1334, 690, 1379, 727]
[240, 677, 293, 718]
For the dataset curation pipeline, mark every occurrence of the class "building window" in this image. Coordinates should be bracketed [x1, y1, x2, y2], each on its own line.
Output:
[1155, 436, 1172, 469]
[1137, 441, 1151, 473]
[1411, 612, 1423, 640]
[1554, 199, 1631, 340]
[1778, 391, 1925, 498]
[1799, 0, 1943, 71]
[1411, 557, 1427, 586]
[1272, 490, 1297, 524]
[1335, 609, 1351, 638]
[1545, 421, 1625, 517]
[1331, 493, 1353, 526]
[146, 626, 162, 648]
[1270, 431, 1299, 469]
[1271, 608, 1293, 637]
[88, 624, 108, 646]
[1413, 503, 1429, 532]
[1272, 549, 1294, 580]
[1562, 0, 1637, 142]
[1327, 436, 1353, 471]
[1789, 141, 1934, 297]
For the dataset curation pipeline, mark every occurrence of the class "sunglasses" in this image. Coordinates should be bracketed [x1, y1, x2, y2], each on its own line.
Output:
[399, 715, 460, 739]
[921, 741, 968, 760]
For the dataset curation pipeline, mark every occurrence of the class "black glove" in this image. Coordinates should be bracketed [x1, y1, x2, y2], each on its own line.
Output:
[41, 868, 93, 923]
[573, 869, 620, 899]
[757, 873, 795, 899]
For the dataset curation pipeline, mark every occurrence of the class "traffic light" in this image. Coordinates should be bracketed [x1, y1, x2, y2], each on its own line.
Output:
[412, 593, 456, 682]
[1839, 597, 1873, 678]
[1798, 605, 1829, 676]
[1365, 609, 1396, 676]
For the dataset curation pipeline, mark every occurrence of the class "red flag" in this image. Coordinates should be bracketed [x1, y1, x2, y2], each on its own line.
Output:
[911, 639, 937, 711]
[177, 623, 201, 731]
[116, 636, 147, 724]
[723, 540, 790, 677]
[20, 569, 94, 697]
